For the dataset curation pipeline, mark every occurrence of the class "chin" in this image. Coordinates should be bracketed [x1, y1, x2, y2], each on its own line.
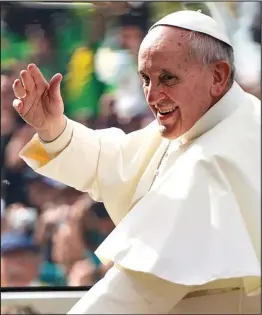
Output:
[158, 124, 180, 140]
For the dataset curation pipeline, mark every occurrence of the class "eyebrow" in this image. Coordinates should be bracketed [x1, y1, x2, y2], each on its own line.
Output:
[160, 69, 175, 74]
[160, 69, 180, 78]
[138, 69, 180, 79]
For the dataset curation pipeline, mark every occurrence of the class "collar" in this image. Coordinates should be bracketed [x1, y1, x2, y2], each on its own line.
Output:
[175, 82, 246, 145]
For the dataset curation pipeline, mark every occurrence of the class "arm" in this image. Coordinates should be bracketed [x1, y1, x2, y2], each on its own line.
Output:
[19, 117, 113, 199]
[13, 64, 161, 224]
[19, 117, 161, 223]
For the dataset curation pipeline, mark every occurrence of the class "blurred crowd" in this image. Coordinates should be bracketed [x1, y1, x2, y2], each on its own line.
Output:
[1, 1, 261, 290]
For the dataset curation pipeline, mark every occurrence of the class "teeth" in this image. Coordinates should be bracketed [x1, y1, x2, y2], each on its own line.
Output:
[159, 107, 176, 114]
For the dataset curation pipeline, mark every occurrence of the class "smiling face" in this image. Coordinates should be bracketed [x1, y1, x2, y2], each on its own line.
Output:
[138, 26, 229, 139]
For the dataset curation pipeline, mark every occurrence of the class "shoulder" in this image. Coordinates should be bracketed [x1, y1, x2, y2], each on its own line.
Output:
[183, 109, 260, 189]
[196, 99, 259, 158]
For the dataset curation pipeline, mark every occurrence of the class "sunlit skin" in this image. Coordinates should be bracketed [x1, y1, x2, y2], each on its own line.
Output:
[138, 26, 231, 139]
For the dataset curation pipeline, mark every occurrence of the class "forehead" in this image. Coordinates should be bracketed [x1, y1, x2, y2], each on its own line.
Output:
[138, 26, 191, 72]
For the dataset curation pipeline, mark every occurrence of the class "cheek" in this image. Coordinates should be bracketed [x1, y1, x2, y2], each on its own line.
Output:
[165, 83, 195, 105]
[143, 85, 154, 102]
[167, 73, 210, 107]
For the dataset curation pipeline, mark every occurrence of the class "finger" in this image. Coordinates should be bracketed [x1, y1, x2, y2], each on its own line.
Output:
[49, 73, 63, 100]
[13, 99, 23, 113]
[20, 70, 35, 92]
[27, 63, 49, 93]
[12, 79, 27, 99]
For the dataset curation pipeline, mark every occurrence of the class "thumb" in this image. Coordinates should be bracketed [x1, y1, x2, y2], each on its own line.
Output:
[49, 73, 63, 100]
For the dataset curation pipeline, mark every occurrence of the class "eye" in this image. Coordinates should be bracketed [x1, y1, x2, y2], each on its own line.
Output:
[141, 75, 150, 87]
[162, 74, 173, 81]
[159, 72, 178, 86]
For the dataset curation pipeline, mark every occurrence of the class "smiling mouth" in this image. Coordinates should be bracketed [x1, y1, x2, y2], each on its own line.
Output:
[158, 107, 177, 115]
[156, 107, 178, 119]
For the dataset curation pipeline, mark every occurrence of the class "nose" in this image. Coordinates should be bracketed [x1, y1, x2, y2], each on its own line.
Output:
[145, 83, 166, 106]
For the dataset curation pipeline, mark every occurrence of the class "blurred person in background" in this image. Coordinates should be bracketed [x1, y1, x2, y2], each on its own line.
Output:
[2, 203, 37, 235]
[1, 304, 41, 315]
[205, 2, 261, 99]
[89, 202, 115, 239]
[1, 71, 20, 144]
[25, 176, 62, 211]
[1, 19, 29, 72]
[1, 231, 45, 287]
[1, 2, 60, 68]
[87, 202, 115, 280]
[50, 196, 105, 286]
[24, 174, 79, 212]
[233, 2, 261, 99]
[96, 2, 152, 132]
[1, 69, 33, 207]
[61, 2, 137, 126]
[67, 259, 97, 287]
[30, 193, 112, 287]
[2, 123, 35, 207]
[63, 8, 108, 125]
[24, 23, 57, 81]
[33, 204, 70, 286]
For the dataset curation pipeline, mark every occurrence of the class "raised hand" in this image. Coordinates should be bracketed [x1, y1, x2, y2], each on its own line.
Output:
[12, 63, 66, 141]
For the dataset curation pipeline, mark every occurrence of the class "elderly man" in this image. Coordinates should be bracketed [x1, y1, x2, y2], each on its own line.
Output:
[13, 10, 260, 314]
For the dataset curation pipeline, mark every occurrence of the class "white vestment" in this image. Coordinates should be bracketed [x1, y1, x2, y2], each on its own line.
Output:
[20, 82, 261, 313]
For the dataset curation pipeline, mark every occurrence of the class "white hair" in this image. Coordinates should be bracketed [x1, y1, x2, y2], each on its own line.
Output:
[187, 31, 235, 87]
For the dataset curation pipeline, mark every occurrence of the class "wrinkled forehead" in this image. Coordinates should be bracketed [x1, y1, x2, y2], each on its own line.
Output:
[138, 26, 191, 70]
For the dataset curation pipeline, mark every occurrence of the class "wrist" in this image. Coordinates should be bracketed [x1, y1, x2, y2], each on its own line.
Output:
[37, 116, 67, 142]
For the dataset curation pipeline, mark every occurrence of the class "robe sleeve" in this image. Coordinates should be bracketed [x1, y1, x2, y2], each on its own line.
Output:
[39, 116, 74, 157]
[19, 118, 102, 197]
[19, 117, 161, 224]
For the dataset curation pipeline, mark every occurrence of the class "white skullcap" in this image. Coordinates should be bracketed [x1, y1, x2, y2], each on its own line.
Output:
[149, 10, 232, 47]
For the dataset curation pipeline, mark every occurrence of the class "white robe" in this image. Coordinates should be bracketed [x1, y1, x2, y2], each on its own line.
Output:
[20, 82, 261, 313]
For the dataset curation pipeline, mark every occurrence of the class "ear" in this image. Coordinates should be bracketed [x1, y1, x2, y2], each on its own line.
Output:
[210, 61, 231, 97]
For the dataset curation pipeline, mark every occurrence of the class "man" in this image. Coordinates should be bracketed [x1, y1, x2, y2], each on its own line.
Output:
[1, 231, 44, 287]
[13, 10, 260, 314]
[96, 6, 149, 128]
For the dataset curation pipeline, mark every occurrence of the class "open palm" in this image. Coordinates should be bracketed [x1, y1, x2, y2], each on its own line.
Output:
[12, 63, 65, 134]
